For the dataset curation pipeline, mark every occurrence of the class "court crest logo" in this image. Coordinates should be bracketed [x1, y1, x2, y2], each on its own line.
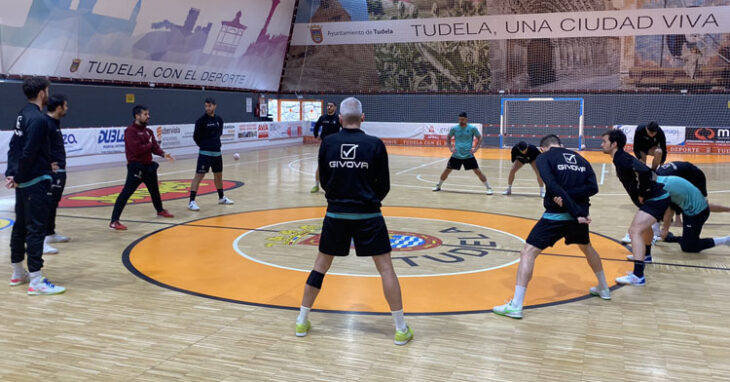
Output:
[310, 25, 324, 44]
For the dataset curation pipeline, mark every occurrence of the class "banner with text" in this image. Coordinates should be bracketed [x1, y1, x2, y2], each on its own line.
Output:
[0, 0, 296, 90]
[291, 7, 728, 46]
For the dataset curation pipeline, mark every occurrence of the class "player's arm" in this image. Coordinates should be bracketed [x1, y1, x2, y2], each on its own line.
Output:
[335, 115, 342, 131]
[374, 140, 390, 201]
[446, 130, 454, 152]
[472, 128, 482, 154]
[313, 116, 324, 138]
[537, 157, 586, 218]
[659, 130, 668, 163]
[17, 117, 46, 178]
[632, 159, 655, 200]
[193, 118, 204, 146]
[510, 147, 517, 163]
[5, 135, 19, 178]
[317, 140, 329, 190]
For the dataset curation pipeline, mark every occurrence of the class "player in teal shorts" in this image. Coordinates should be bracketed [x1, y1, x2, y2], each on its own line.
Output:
[432, 112, 493, 195]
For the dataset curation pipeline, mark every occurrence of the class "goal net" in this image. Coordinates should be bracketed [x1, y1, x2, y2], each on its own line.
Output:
[501, 98, 585, 150]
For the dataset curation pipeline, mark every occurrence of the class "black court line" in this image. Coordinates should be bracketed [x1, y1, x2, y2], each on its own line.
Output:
[44, 212, 730, 272]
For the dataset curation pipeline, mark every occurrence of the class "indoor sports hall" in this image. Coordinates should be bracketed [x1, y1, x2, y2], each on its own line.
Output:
[1, 0, 729, 381]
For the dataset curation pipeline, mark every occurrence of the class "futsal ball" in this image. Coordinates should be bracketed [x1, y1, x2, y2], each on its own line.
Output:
[233, 153, 240, 160]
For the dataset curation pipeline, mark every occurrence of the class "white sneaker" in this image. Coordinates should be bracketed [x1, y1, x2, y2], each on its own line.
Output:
[620, 233, 632, 244]
[615, 272, 646, 286]
[218, 196, 234, 205]
[502, 189, 512, 195]
[10, 272, 29, 286]
[46, 234, 69, 243]
[589, 286, 611, 300]
[493, 300, 523, 319]
[43, 242, 58, 255]
[28, 278, 66, 295]
[188, 200, 200, 211]
[432, 185, 441, 192]
[486, 188, 494, 195]
[652, 235, 661, 244]
[540, 190, 546, 198]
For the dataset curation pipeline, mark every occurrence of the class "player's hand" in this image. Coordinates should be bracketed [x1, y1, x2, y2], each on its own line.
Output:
[449, 146, 455, 153]
[5, 176, 16, 189]
[660, 228, 669, 240]
[51, 162, 59, 172]
[638, 196, 644, 204]
[165, 153, 175, 162]
[577, 216, 591, 224]
[553, 196, 563, 207]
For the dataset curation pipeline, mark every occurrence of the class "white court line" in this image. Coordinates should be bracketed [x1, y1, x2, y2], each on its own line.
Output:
[599, 163, 607, 185]
[287, 155, 317, 176]
[395, 158, 447, 175]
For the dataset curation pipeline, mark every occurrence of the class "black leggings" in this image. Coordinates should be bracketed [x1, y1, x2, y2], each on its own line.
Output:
[110, 163, 163, 222]
[676, 208, 715, 253]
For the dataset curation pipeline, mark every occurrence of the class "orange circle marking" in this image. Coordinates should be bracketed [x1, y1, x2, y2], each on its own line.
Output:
[124, 207, 631, 314]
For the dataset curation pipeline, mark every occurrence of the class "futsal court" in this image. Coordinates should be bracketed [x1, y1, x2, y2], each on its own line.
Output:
[1, 144, 729, 381]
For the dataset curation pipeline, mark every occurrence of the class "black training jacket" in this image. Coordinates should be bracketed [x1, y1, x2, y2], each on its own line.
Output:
[5, 103, 52, 183]
[318, 128, 389, 213]
[193, 114, 224, 152]
[46, 115, 66, 169]
[536, 147, 597, 218]
[613, 149, 666, 207]
[633, 125, 667, 163]
[511, 144, 541, 164]
[313, 113, 342, 139]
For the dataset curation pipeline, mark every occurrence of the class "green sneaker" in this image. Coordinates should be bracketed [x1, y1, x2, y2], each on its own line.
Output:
[493, 300, 523, 319]
[394, 326, 414, 345]
[310, 185, 319, 193]
[295, 320, 311, 337]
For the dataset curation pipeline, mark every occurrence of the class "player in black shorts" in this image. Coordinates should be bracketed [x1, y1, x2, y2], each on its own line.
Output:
[633, 121, 667, 170]
[188, 98, 234, 211]
[311, 102, 342, 193]
[493, 135, 610, 319]
[294, 97, 413, 345]
[432, 112, 493, 194]
[602, 129, 670, 286]
[503, 141, 545, 197]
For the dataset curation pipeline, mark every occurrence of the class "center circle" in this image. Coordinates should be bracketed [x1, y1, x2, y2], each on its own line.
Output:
[233, 217, 525, 277]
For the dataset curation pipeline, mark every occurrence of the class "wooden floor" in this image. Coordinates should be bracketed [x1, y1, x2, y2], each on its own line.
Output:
[1, 144, 729, 381]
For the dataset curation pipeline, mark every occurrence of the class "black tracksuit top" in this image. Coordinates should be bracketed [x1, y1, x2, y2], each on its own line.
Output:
[318, 128, 389, 214]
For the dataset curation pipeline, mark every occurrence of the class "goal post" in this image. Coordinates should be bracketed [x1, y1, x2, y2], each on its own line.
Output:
[500, 97, 585, 150]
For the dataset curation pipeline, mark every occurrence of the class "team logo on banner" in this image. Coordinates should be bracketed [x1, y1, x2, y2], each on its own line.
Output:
[694, 128, 716, 141]
[69, 58, 81, 73]
[59, 179, 243, 208]
[309, 25, 323, 44]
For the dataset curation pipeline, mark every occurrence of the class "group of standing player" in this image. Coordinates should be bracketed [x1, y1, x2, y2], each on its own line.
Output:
[6, 77, 237, 296]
